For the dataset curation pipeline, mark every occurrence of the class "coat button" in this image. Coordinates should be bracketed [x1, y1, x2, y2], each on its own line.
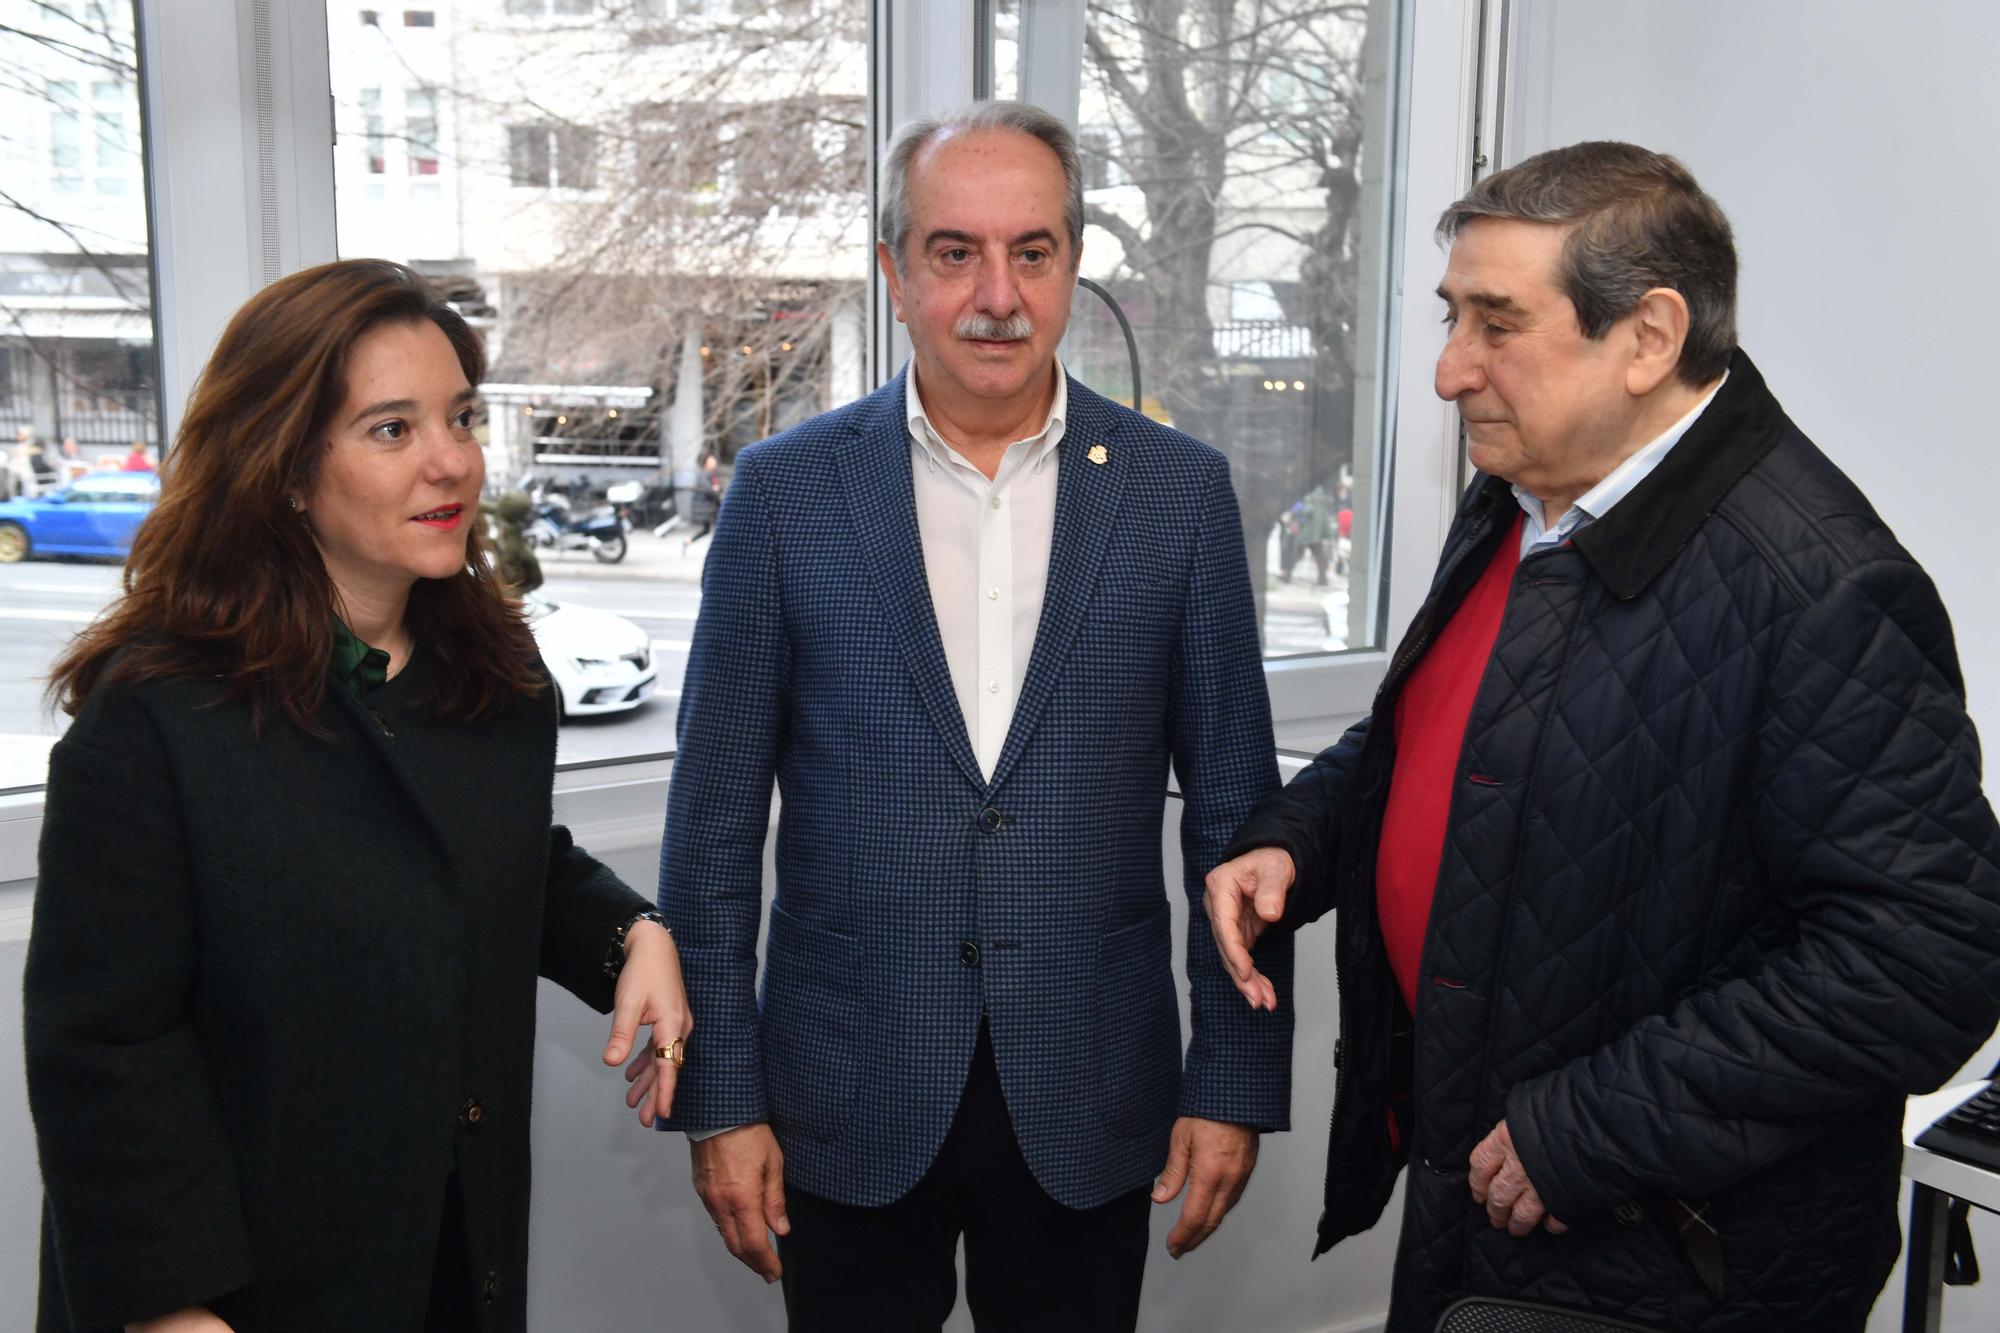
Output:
[1614, 1201, 1646, 1228]
[977, 807, 1002, 833]
[482, 1269, 500, 1303]
[959, 940, 981, 967]
[459, 1098, 485, 1129]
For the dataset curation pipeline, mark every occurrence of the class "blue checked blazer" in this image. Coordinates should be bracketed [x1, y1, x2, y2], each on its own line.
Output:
[657, 369, 1294, 1209]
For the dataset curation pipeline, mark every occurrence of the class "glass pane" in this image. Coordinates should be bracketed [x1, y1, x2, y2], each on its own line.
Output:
[0, 1, 161, 788]
[988, 0, 1022, 101]
[405, 87, 439, 175]
[331, 0, 872, 765]
[1077, 0, 1404, 657]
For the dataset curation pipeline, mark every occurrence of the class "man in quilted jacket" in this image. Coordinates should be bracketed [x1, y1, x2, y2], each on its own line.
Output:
[1206, 140, 2000, 1331]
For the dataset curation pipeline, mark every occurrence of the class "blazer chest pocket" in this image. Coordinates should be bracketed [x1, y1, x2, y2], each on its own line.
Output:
[1093, 904, 1182, 1139]
[760, 900, 864, 1144]
[1086, 568, 1181, 627]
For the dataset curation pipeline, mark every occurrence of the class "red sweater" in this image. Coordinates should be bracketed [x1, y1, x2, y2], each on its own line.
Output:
[1376, 514, 1523, 1011]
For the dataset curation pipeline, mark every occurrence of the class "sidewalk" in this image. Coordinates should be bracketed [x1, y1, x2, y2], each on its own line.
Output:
[537, 525, 1353, 650]
[1265, 573, 1352, 654]
[528, 526, 710, 586]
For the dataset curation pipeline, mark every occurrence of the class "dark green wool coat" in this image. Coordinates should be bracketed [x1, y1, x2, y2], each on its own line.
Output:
[25, 657, 651, 1332]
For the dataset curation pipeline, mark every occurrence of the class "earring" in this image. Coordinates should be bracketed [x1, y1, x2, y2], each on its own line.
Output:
[288, 496, 300, 512]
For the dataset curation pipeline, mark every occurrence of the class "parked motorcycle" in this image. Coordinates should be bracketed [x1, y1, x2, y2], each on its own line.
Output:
[524, 488, 628, 564]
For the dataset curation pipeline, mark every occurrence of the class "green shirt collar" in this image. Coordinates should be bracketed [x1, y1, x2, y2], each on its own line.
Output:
[329, 619, 391, 700]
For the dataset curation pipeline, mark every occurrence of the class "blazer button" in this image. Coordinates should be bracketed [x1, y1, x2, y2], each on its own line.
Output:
[959, 940, 982, 967]
[459, 1098, 485, 1129]
[978, 807, 1002, 833]
[482, 1269, 500, 1304]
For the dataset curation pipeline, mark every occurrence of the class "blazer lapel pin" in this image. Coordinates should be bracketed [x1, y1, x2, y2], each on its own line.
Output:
[1087, 444, 1108, 465]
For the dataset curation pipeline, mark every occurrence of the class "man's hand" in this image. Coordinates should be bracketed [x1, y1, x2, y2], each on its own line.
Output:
[1151, 1117, 1260, 1258]
[691, 1124, 789, 1283]
[1202, 847, 1295, 1010]
[127, 1309, 233, 1333]
[606, 920, 692, 1127]
[1467, 1119, 1568, 1237]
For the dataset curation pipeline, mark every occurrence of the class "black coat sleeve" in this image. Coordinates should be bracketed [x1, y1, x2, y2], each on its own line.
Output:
[539, 825, 653, 1014]
[1508, 557, 2000, 1221]
[24, 707, 255, 1327]
[1220, 715, 1372, 929]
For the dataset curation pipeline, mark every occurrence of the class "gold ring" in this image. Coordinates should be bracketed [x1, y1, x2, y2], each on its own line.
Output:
[657, 1038, 685, 1068]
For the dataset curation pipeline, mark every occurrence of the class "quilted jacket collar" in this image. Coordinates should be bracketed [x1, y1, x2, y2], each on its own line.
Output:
[1569, 347, 1788, 600]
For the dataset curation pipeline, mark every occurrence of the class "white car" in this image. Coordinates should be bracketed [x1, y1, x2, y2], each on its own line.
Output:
[524, 592, 657, 718]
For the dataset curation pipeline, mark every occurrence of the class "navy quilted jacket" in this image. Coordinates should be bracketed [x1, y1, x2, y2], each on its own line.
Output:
[1227, 351, 2000, 1331]
[658, 371, 1291, 1210]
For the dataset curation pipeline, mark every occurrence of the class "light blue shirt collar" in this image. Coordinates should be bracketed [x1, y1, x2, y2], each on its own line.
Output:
[1513, 372, 1728, 555]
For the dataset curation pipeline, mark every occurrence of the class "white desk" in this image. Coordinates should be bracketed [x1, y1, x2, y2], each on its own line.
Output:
[1902, 1081, 2000, 1333]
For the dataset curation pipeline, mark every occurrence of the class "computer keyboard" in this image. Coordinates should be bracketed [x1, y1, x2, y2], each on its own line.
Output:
[1916, 1082, 2000, 1173]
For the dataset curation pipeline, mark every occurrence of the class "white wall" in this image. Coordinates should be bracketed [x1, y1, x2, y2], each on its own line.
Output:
[1502, 0, 2000, 765]
[1500, 4, 2000, 1329]
[0, 927, 33, 1316]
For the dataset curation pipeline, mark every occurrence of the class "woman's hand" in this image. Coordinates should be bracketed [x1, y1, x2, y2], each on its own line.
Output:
[127, 1309, 234, 1333]
[604, 920, 692, 1127]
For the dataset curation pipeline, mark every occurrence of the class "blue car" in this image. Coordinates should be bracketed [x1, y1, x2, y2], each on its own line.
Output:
[0, 471, 160, 563]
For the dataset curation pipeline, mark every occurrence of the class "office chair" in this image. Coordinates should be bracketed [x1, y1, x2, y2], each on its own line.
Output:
[1435, 1296, 1669, 1332]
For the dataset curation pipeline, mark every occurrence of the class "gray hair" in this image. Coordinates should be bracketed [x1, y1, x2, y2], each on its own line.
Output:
[1437, 141, 1737, 385]
[878, 100, 1084, 272]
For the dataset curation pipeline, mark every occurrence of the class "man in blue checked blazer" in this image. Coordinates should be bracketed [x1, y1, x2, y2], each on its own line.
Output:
[657, 100, 1293, 1331]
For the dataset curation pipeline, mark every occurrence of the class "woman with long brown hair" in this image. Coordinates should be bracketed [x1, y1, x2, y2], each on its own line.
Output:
[24, 259, 690, 1332]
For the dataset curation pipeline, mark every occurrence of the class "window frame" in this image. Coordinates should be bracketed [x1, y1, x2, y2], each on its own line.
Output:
[0, 0, 1491, 887]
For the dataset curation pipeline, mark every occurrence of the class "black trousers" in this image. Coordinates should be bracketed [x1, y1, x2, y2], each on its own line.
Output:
[778, 1023, 1152, 1332]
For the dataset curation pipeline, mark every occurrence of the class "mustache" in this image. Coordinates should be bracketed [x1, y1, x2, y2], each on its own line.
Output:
[956, 312, 1034, 341]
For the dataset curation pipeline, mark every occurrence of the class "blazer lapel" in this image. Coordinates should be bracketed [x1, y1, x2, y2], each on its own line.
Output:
[835, 373, 985, 792]
[985, 379, 1130, 793]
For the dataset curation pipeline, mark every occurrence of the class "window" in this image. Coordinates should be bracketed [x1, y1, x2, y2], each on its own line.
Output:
[360, 88, 386, 174]
[335, 0, 869, 765]
[1077, 0, 1403, 658]
[508, 124, 598, 190]
[402, 9, 436, 26]
[555, 127, 598, 190]
[633, 106, 721, 197]
[405, 88, 439, 176]
[507, 125, 549, 187]
[631, 97, 860, 218]
[360, 9, 380, 23]
[506, 0, 593, 16]
[1, 0, 164, 789]
[91, 81, 132, 194]
[47, 79, 84, 194]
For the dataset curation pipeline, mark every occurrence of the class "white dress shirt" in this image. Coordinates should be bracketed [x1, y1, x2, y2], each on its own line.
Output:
[907, 357, 1067, 779]
[1513, 372, 1728, 556]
